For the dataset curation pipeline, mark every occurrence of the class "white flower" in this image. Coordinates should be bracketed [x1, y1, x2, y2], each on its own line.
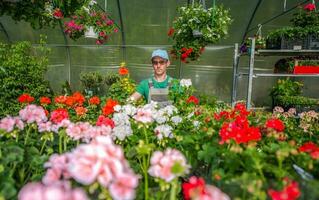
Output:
[114, 105, 122, 112]
[180, 79, 192, 88]
[187, 112, 194, 119]
[112, 125, 133, 141]
[154, 110, 167, 124]
[154, 124, 173, 140]
[112, 113, 130, 126]
[171, 116, 182, 125]
[193, 120, 200, 128]
[160, 105, 178, 117]
[122, 104, 137, 116]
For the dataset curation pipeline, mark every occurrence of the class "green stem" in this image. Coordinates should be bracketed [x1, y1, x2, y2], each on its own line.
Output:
[143, 154, 149, 200]
[143, 126, 149, 144]
[63, 134, 67, 151]
[59, 133, 63, 154]
[169, 178, 178, 200]
[40, 139, 47, 155]
[24, 126, 31, 145]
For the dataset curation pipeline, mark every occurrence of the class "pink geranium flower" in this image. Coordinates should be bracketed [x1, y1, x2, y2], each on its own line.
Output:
[148, 148, 190, 182]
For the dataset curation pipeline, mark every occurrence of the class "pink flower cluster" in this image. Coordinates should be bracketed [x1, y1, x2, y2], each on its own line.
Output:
[64, 20, 84, 39]
[0, 116, 24, 132]
[133, 108, 154, 123]
[66, 121, 112, 142]
[148, 148, 190, 182]
[18, 181, 88, 200]
[42, 136, 139, 200]
[19, 104, 47, 124]
[50, 108, 69, 124]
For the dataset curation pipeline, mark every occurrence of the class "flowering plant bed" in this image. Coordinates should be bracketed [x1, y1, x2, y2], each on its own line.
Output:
[1, 73, 319, 199]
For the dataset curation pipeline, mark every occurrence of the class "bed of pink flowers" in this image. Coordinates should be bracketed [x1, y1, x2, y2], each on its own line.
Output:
[0, 80, 319, 200]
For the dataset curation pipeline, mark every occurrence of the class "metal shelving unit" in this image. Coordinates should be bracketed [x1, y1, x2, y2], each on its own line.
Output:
[231, 38, 319, 109]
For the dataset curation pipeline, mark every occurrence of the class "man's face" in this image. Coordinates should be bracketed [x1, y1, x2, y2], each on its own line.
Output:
[152, 56, 170, 76]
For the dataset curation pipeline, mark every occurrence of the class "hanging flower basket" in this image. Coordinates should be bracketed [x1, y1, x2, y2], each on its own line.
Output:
[168, 3, 232, 62]
[63, 1, 118, 45]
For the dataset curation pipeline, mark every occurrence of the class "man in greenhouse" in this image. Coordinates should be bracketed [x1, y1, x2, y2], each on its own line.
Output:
[129, 49, 177, 107]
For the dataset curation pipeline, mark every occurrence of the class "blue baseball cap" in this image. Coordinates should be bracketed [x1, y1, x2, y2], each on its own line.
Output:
[151, 49, 169, 61]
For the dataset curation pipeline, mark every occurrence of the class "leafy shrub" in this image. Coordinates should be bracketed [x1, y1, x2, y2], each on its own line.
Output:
[0, 38, 52, 117]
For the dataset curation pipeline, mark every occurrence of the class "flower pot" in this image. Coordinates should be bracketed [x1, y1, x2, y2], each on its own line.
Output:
[85, 26, 98, 39]
[293, 66, 319, 74]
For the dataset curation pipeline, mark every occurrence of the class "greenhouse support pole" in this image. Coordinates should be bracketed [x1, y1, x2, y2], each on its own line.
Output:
[58, 21, 71, 84]
[246, 38, 255, 110]
[116, 0, 126, 61]
[231, 43, 239, 107]
[0, 21, 11, 43]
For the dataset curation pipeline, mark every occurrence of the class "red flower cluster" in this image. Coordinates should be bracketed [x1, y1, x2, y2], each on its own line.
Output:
[186, 95, 199, 105]
[74, 106, 88, 117]
[54, 92, 85, 107]
[167, 27, 174, 37]
[102, 99, 118, 116]
[40, 97, 51, 105]
[182, 176, 206, 200]
[265, 118, 285, 132]
[180, 47, 193, 63]
[299, 142, 319, 159]
[214, 103, 250, 121]
[96, 115, 115, 128]
[219, 115, 261, 144]
[18, 93, 34, 104]
[304, 3, 316, 11]
[50, 108, 69, 124]
[88, 96, 101, 105]
[53, 8, 63, 19]
[118, 67, 129, 75]
[268, 178, 301, 200]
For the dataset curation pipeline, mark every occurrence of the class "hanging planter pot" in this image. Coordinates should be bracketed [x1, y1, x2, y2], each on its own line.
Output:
[192, 29, 203, 38]
[85, 26, 98, 39]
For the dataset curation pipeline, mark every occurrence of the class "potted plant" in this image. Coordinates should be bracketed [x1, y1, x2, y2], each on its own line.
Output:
[63, 0, 118, 44]
[270, 78, 318, 112]
[266, 2, 319, 50]
[168, 3, 232, 62]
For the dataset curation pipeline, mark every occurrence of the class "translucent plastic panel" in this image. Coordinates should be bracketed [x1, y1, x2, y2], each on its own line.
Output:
[0, 16, 65, 44]
[69, 46, 122, 89]
[45, 47, 70, 92]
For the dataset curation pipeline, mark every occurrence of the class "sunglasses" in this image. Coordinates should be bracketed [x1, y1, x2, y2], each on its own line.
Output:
[152, 60, 167, 65]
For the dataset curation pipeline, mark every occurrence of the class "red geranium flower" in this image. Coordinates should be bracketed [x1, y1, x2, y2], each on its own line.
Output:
[75, 106, 88, 116]
[89, 96, 101, 105]
[96, 115, 115, 128]
[167, 27, 174, 36]
[18, 93, 34, 104]
[40, 97, 51, 105]
[53, 8, 64, 19]
[265, 118, 285, 132]
[304, 3, 316, 11]
[119, 67, 129, 75]
[186, 95, 199, 105]
[182, 176, 206, 200]
[72, 92, 85, 106]
[102, 98, 118, 116]
[50, 108, 69, 124]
